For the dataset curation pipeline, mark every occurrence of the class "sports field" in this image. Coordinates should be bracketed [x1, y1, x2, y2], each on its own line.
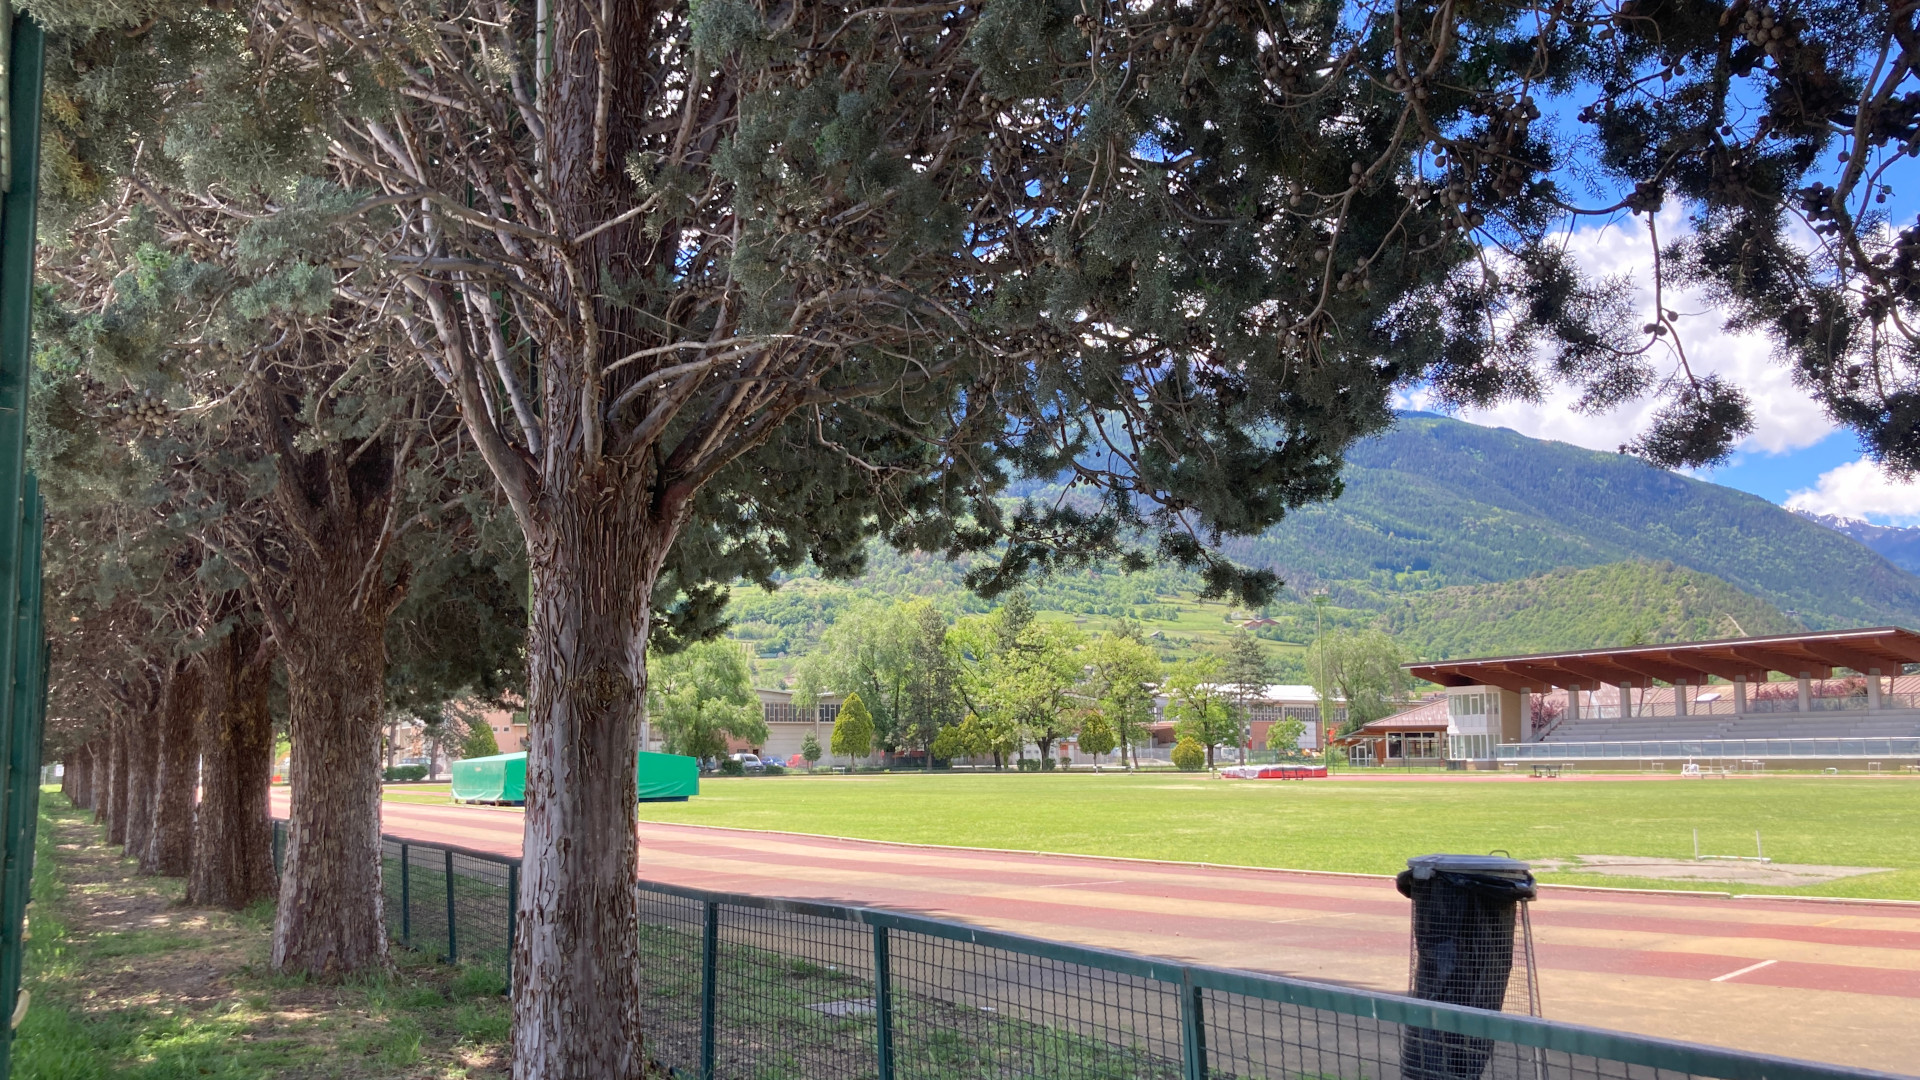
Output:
[616, 771, 1920, 900]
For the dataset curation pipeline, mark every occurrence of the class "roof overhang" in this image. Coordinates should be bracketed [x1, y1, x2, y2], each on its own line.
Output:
[1405, 627, 1920, 691]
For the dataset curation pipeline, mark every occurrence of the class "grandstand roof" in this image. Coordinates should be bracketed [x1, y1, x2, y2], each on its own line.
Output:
[1405, 627, 1920, 693]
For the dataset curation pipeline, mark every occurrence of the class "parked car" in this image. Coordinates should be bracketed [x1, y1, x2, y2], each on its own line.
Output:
[729, 752, 764, 773]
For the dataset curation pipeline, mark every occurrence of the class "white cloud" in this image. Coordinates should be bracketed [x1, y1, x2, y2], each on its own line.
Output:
[1401, 209, 1836, 459]
[1785, 458, 1920, 526]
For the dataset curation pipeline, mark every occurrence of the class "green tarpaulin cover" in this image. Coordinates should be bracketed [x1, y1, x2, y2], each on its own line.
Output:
[449, 752, 526, 803]
[637, 751, 699, 802]
[449, 751, 698, 804]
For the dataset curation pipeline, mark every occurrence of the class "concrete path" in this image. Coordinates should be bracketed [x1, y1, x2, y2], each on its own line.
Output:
[272, 792, 1920, 1073]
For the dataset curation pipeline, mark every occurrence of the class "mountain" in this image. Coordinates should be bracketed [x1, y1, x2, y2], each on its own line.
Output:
[1794, 511, 1920, 576]
[1376, 560, 1801, 660]
[726, 414, 1920, 677]
[1226, 414, 1920, 630]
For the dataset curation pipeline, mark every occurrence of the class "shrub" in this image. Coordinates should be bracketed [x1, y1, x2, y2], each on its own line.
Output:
[1172, 737, 1207, 772]
[384, 765, 428, 782]
[1016, 758, 1041, 772]
[718, 758, 746, 777]
[1058, 754, 1072, 769]
[762, 762, 785, 776]
[1040, 757, 1057, 771]
[800, 731, 822, 767]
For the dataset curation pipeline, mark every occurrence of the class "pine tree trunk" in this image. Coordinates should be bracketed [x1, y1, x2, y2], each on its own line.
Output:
[510, 497, 662, 1079]
[272, 577, 391, 976]
[147, 664, 204, 876]
[124, 703, 159, 865]
[77, 742, 97, 808]
[97, 730, 118, 828]
[190, 625, 277, 909]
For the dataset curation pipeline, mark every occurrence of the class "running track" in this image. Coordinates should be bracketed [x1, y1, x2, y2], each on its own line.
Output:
[271, 792, 1920, 1073]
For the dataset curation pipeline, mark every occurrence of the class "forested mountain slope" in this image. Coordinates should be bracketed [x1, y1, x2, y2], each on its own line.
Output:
[1377, 561, 1801, 660]
[1230, 415, 1920, 629]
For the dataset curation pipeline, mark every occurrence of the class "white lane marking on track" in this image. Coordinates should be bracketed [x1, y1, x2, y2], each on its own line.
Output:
[1710, 959, 1778, 983]
[1033, 880, 1126, 889]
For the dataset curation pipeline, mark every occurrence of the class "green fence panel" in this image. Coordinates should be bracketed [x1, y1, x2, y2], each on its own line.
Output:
[0, 8, 45, 1077]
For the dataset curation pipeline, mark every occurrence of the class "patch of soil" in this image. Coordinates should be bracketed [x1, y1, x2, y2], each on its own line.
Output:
[1533, 855, 1893, 886]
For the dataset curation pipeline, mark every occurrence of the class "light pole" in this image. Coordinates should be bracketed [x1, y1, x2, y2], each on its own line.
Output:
[1312, 592, 1331, 766]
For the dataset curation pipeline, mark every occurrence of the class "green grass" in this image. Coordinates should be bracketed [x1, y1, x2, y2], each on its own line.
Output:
[15, 800, 514, 1079]
[634, 771, 1920, 900]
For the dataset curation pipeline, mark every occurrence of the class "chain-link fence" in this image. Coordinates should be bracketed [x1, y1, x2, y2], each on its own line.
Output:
[271, 821, 1898, 1080]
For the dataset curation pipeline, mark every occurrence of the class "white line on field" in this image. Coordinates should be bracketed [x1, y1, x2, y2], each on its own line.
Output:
[1033, 880, 1126, 889]
[1710, 959, 1778, 983]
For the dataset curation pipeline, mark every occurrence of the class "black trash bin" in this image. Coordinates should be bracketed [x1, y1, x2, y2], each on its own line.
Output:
[1396, 854, 1537, 1080]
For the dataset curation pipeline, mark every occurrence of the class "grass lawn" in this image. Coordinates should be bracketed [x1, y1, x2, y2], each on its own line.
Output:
[632, 771, 1920, 900]
[18, 796, 515, 1079]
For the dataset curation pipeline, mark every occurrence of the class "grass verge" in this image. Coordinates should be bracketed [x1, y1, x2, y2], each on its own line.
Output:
[16, 797, 513, 1079]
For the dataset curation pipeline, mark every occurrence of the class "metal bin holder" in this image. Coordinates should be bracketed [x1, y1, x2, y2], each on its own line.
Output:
[1397, 854, 1540, 1080]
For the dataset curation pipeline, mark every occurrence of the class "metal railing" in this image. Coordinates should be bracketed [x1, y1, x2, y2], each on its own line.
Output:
[1568, 693, 1920, 720]
[1497, 737, 1920, 761]
[270, 821, 1901, 1080]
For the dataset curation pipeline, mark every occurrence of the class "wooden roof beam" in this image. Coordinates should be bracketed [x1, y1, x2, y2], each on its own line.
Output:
[1724, 645, 1835, 680]
[1792, 641, 1905, 675]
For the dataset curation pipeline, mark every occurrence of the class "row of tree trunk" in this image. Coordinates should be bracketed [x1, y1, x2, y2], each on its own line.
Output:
[58, 624, 278, 908]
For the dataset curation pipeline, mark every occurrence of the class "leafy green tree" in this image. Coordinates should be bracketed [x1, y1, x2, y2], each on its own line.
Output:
[1164, 659, 1240, 768]
[648, 641, 766, 764]
[1080, 628, 1161, 771]
[800, 731, 822, 771]
[978, 622, 1085, 765]
[460, 719, 502, 760]
[902, 604, 962, 753]
[1307, 630, 1412, 736]
[796, 602, 916, 749]
[1076, 713, 1117, 764]
[831, 693, 876, 770]
[1266, 717, 1310, 758]
[1222, 629, 1274, 766]
[1171, 737, 1208, 773]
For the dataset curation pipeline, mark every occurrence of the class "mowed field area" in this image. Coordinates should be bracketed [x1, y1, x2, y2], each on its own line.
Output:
[629, 771, 1920, 900]
[388, 770, 1920, 899]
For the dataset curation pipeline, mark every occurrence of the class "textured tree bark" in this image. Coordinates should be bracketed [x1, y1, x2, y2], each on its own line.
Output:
[78, 742, 98, 808]
[189, 624, 278, 909]
[147, 664, 205, 876]
[100, 726, 121, 832]
[271, 558, 392, 976]
[123, 704, 159, 865]
[510, 495, 664, 1080]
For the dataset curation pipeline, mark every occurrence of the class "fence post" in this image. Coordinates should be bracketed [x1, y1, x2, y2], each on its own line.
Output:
[399, 842, 411, 949]
[444, 849, 458, 964]
[872, 924, 895, 1080]
[1180, 968, 1208, 1080]
[700, 900, 718, 1080]
[506, 860, 518, 987]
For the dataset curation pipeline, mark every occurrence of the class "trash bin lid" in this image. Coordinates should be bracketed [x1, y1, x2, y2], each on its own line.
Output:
[1405, 854, 1531, 881]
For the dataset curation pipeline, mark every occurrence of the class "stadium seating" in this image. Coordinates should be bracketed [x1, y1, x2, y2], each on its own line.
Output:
[1540, 711, 1920, 744]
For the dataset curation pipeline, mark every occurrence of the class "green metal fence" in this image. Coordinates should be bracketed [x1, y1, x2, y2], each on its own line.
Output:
[0, 6, 48, 1078]
[272, 821, 1903, 1080]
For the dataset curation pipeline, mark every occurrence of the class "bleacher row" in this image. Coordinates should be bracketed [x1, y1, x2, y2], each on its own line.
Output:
[1532, 674, 1920, 744]
[1541, 713, 1920, 743]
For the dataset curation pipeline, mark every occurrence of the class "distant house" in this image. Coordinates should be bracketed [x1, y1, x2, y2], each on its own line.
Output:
[739, 687, 843, 764]
[1328, 698, 1449, 765]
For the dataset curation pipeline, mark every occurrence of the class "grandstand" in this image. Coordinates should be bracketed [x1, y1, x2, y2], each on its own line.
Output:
[1405, 628, 1920, 767]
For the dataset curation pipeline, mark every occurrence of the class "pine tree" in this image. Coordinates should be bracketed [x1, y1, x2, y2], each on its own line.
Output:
[1222, 629, 1274, 765]
[799, 731, 822, 771]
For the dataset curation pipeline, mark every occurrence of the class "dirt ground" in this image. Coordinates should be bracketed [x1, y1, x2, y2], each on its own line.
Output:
[1529, 854, 1896, 885]
[16, 800, 514, 1080]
